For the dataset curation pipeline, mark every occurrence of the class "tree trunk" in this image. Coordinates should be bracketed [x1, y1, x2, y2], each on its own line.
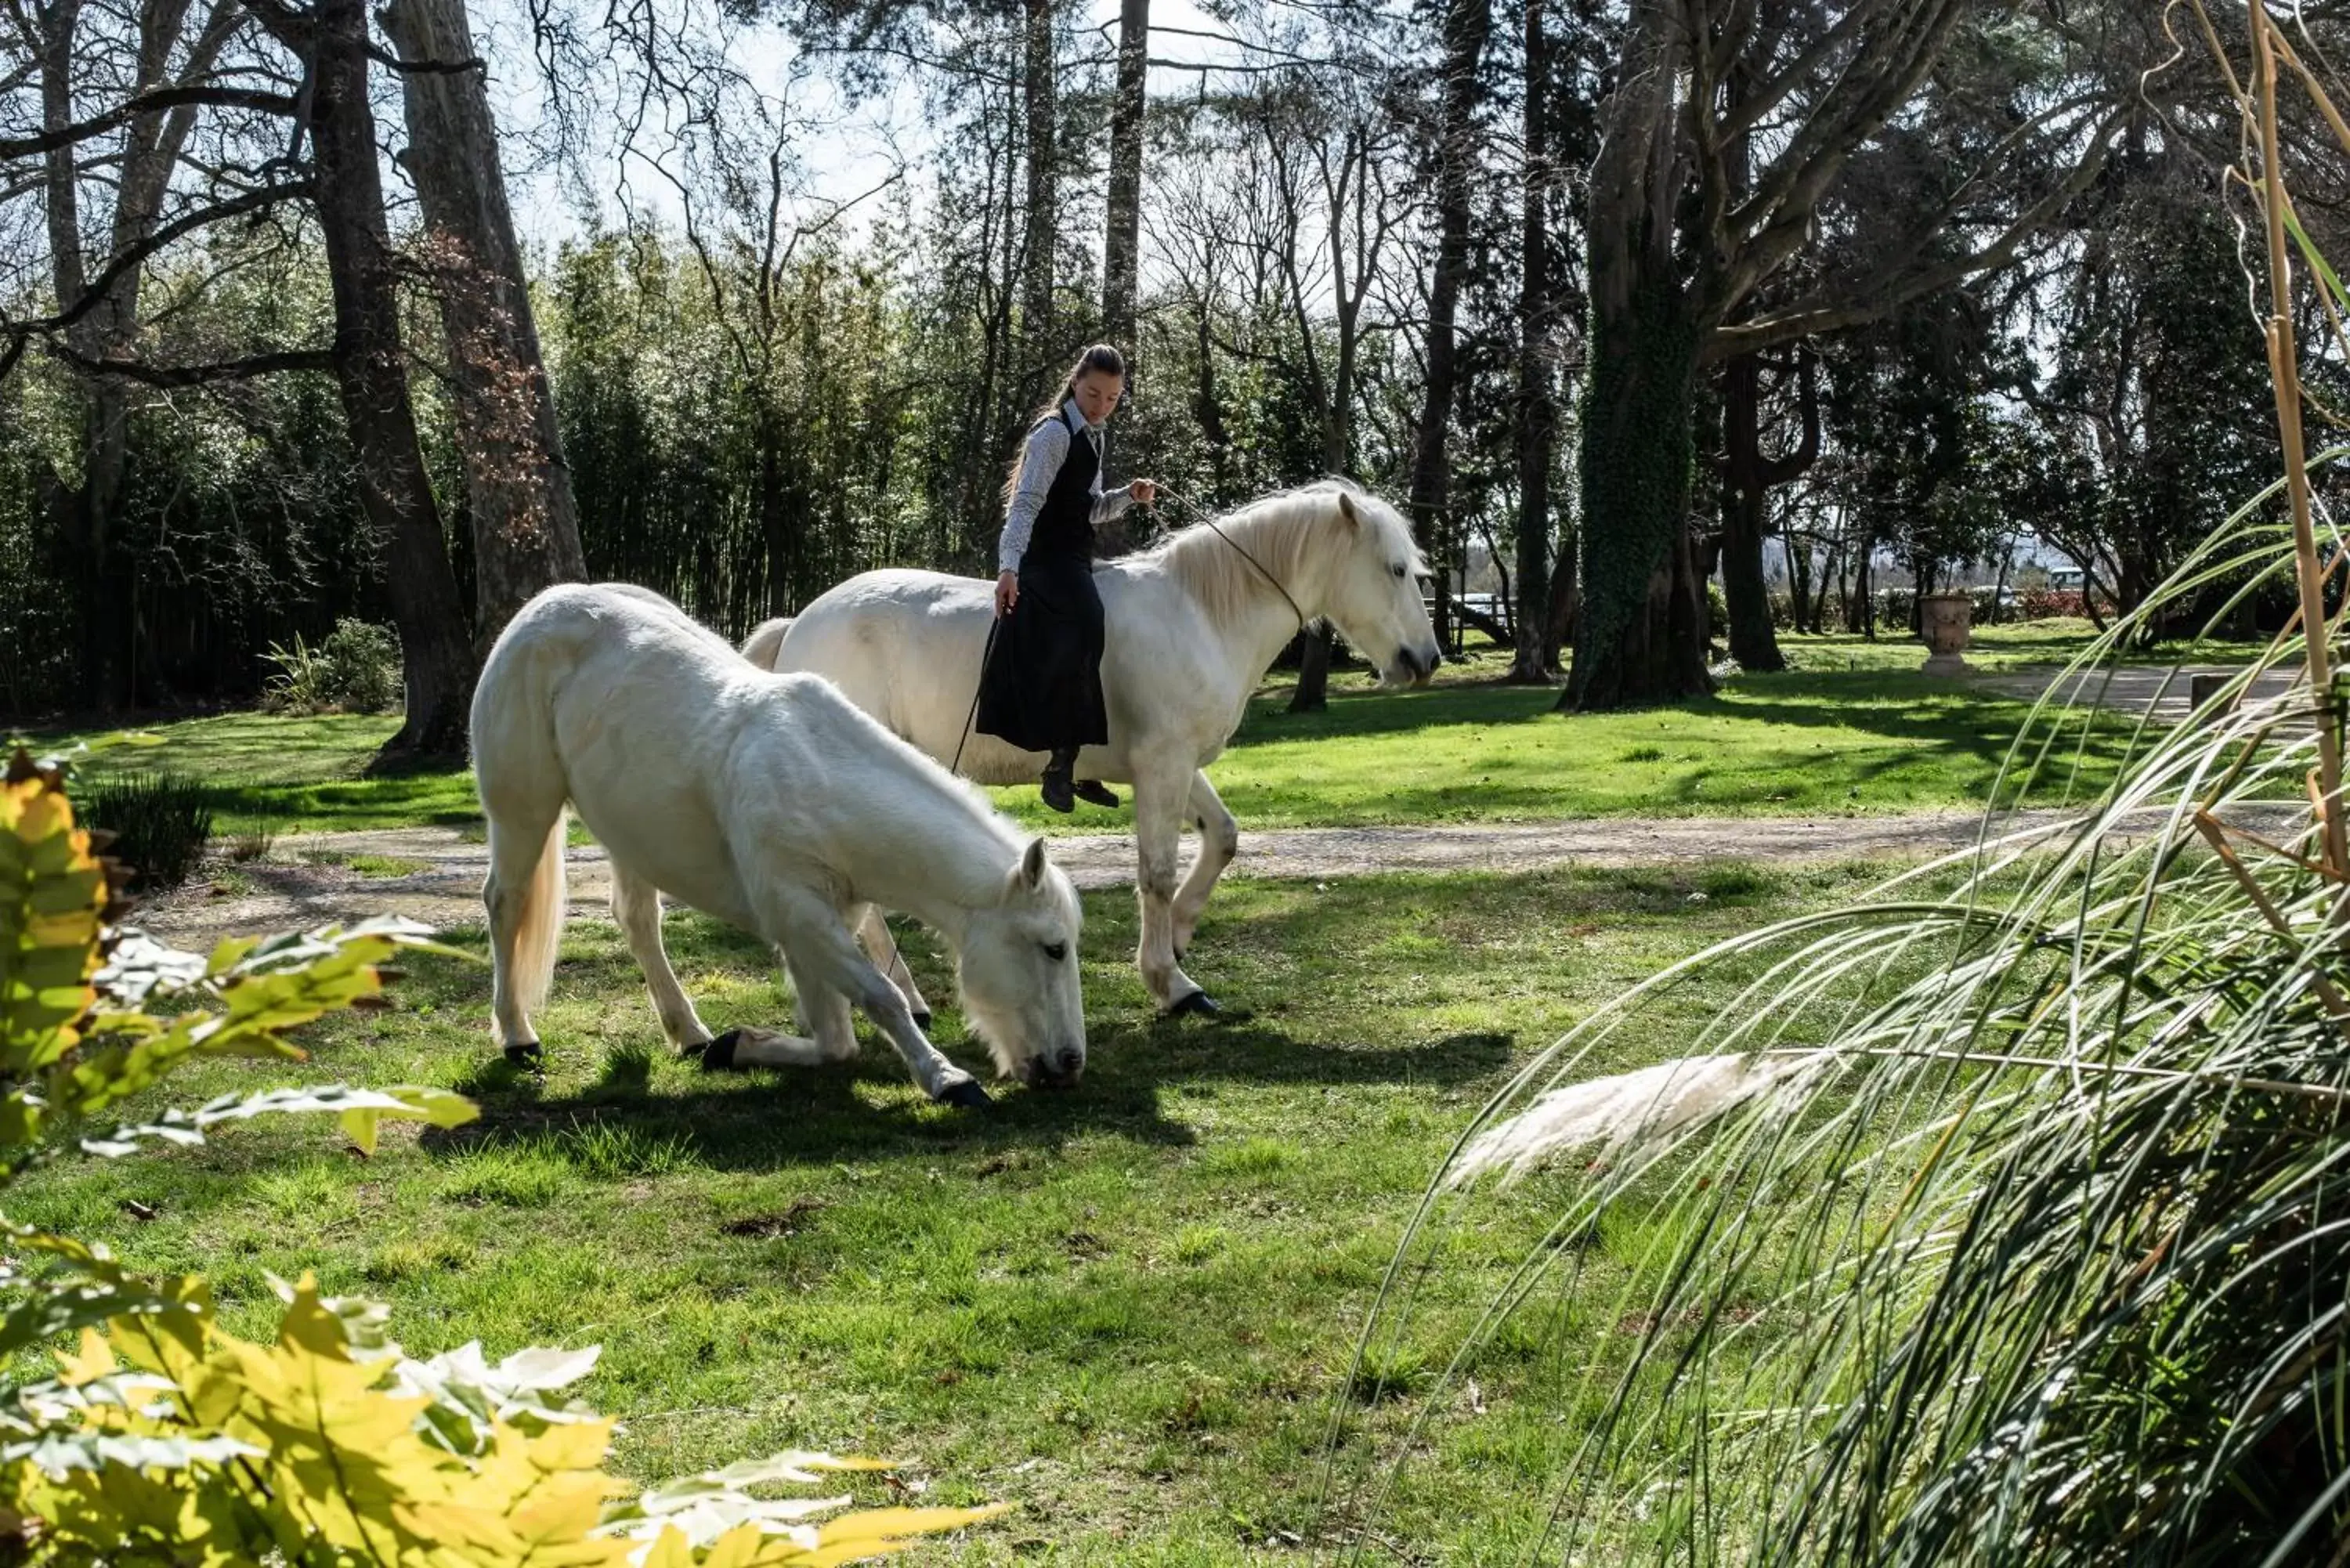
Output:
[1560, 0, 1708, 710]
[300, 0, 476, 758]
[1716, 350, 1817, 670]
[1509, 0, 1553, 685]
[1564, 274, 1711, 708]
[1101, 0, 1148, 349]
[1849, 540, 1875, 638]
[1284, 402, 1350, 715]
[1287, 630, 1334, 712]
[1406, 0, 1492, 656]
[1021, 0, 1058, 367]
[34, 0, 251, 709]
[1288, 189, 1372, 717]
[1542, 515, 1577, 671]
[1786, 532, 1813, 634]
[1719, 478, 1778, 671]
[381, 0, 584, 650]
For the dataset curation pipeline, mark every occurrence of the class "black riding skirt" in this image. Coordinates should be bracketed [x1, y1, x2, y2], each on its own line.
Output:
[975, 550, 1109, 755]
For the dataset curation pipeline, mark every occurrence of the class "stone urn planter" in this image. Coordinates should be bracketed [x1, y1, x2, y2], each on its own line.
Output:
[1918, 592, 1973, 676]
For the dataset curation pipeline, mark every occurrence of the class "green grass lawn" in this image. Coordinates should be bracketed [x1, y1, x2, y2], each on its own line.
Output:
[16, 625, 2149, 838]
[5, 862, 1891, 1562]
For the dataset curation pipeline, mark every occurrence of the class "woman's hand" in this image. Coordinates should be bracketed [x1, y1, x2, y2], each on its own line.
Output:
[1130, 478, 1158, 508]
[995, 569, 1020, 617]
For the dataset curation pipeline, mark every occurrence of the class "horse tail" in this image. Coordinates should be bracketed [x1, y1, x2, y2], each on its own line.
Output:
[505, 807, 568, 1019]
[741, 617, 794, 670]
[474, 609, 573, 1028]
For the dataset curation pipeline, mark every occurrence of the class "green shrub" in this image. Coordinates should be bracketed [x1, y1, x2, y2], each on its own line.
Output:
[262, 617, 402, 714]
[74, 768, 213, 891]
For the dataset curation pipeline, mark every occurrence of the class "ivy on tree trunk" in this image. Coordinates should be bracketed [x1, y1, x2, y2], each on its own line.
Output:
[381, 0, 586, 652]
[1567, 276, 1711, 708]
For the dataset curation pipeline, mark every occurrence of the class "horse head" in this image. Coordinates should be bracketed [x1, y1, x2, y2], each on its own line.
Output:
[1318, 486, 1442, 689]
[955, 836, 1087, 1088]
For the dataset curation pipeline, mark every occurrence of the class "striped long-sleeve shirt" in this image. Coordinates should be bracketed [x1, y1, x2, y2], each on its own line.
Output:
[998, 399, 1137, 572]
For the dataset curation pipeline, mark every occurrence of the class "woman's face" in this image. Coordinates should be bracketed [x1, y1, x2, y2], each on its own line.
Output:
[1072, 369, 1124, 427]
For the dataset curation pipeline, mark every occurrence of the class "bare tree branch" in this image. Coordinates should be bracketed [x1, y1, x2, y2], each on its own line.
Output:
[0, 85, 294, 160]
[46, 344, 334, 383]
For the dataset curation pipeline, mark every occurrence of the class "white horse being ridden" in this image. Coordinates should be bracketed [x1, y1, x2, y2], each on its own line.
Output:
[471, 583, 1086, 1107]
[741, 480, 1441, 1015]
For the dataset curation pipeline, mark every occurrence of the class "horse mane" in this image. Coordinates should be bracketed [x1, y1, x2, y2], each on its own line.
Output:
[1138, 479, 1417, 636]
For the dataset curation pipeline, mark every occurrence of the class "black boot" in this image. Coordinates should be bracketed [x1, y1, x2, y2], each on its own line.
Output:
[1072, 779, 1120, 808]
[1040, 750, 1077, 813]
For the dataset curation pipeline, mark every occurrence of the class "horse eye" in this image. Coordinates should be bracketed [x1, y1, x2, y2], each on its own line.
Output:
[1043, 941, 1068, 962]
[1390, 563, 1408, 578]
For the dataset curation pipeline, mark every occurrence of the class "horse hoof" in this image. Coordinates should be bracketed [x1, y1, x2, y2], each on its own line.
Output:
[699, 1029, 740, 1071]
[912, 1010, 934, 1033]
[502, 1041, 544, 1069]
[937, 1078, 991, 1110]
[1166, 990, 1220, 1020]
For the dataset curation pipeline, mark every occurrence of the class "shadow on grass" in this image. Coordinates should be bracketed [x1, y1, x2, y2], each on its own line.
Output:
[419, 1022, 1510, 1172]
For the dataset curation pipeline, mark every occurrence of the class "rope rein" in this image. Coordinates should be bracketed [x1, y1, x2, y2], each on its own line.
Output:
[949, 617, 999, 779]
[1153, 487, 1310, 635]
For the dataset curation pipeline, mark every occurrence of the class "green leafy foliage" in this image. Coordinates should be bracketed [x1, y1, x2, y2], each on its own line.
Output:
[262, 619, 403, 715]
[69, 771, 213, 894]
[0, 753, 1002, 1563]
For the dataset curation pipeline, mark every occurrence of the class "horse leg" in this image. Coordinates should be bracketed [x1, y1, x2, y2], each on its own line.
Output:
[609, 865, 714, 1055]
[1171, 770, 1239, 962]
[482, 801, 566, 1064]
[1132, 764, 1213, 1015]
[787, 948, 861, 1064]
[854, 904, 934, 1030]
[754, 883, 986, 1105]
[706, 946, 859, 1073]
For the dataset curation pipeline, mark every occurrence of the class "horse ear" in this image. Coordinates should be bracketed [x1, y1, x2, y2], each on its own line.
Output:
[1336, 491, 1359, 528]
[1013, 836, 1049, 896]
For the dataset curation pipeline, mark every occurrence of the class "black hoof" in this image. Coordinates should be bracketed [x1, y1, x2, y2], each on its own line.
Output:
[699, 1029, 740, 1071]
[1166, 990, 1220, 1019]
[912, 1010, 934, 1033]
[937, 1078, 992, 1109]
[502, 1041, 544, 1068]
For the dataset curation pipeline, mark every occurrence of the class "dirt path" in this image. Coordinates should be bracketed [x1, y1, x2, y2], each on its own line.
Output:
[138, 808, 2125, 947]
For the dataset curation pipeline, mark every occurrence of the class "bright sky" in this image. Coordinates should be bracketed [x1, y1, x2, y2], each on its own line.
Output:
[476, 0, 1238, 251]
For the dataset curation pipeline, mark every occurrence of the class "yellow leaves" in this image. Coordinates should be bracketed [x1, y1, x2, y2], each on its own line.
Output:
[628, 1504, 1015, 1568]
[794, 1504, 1015, 1566]
[9, 1274, 1007, 1566]
[0, 765, 107, 1080]
[54, 1328, 114, 1386]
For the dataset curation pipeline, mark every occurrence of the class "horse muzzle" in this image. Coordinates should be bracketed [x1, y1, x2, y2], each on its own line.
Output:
[1023, 1047, 1086, 1089]
[1391, 644, 1441, 688]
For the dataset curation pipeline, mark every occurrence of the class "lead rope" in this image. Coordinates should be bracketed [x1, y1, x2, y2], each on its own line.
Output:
[949, 617, 1000, 779]
[1152, 488, 1310, 635]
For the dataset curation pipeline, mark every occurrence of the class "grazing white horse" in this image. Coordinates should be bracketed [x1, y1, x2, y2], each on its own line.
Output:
[471, 583, 1086, 1107]
[741, 480, 1441, 1015]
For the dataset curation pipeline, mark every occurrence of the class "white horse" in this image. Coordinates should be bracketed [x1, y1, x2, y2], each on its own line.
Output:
[741, 480, 1441, 1015]
[471, 583, 1086, 1107]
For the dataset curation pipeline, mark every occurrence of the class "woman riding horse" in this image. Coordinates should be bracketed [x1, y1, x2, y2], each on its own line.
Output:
[979, 343, 1158, 813]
